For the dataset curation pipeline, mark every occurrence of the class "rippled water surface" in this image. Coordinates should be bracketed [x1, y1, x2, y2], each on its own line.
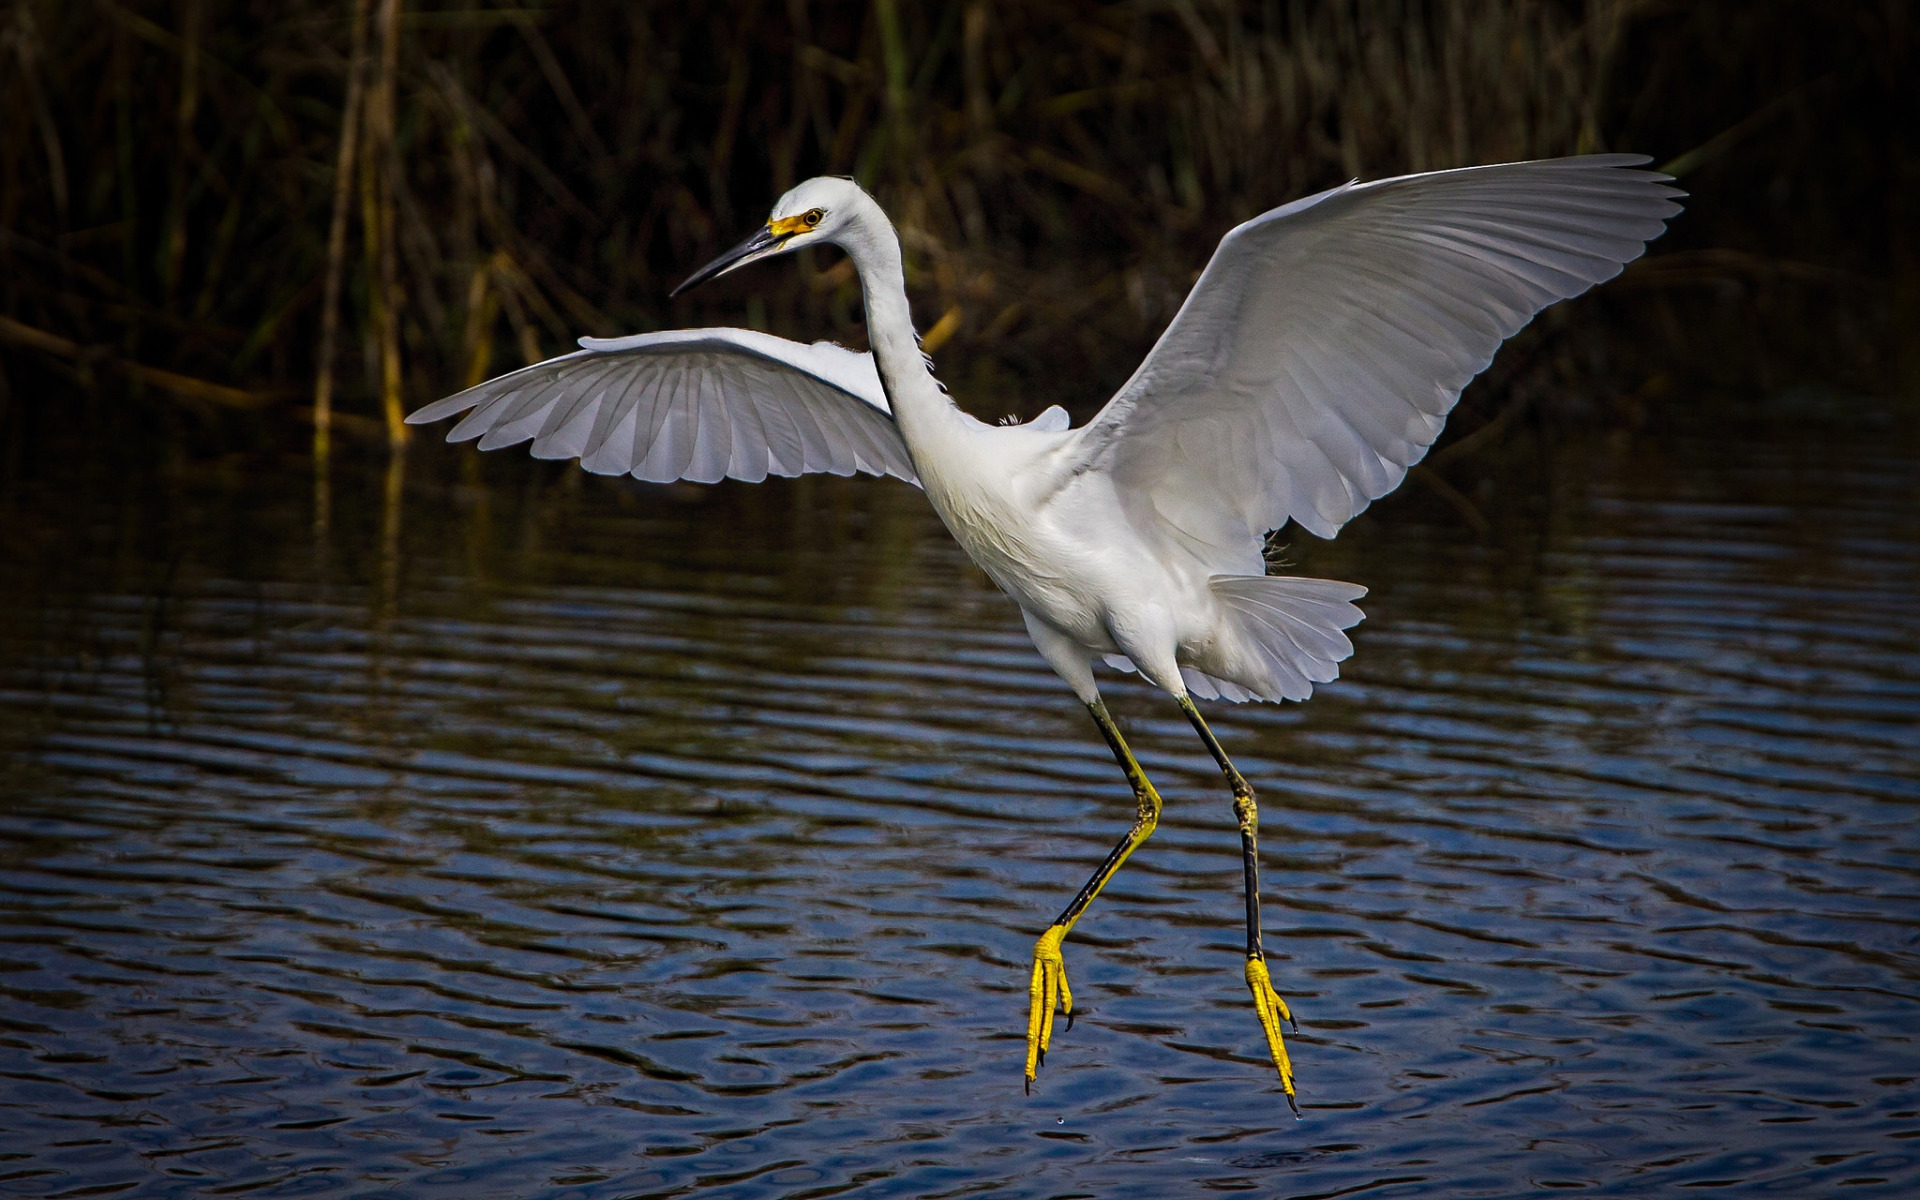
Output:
[2, 404, 1917, 1198]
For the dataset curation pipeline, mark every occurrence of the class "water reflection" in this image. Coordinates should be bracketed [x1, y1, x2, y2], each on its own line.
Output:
[1, 404, 1917, 1197]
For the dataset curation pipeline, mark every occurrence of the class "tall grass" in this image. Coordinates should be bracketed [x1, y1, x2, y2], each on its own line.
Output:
[0, 1, 1911, 446]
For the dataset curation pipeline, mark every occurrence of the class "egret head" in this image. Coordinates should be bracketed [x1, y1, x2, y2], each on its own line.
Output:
[671, 176, 870, 298]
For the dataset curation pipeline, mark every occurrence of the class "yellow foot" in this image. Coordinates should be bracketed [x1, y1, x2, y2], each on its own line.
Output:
[1245, 954, 1299, 1113]
[1024, 925, 1074, 1092]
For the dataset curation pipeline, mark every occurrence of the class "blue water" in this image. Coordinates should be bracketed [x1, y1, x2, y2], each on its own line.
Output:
[1, 409, 1917, 1197]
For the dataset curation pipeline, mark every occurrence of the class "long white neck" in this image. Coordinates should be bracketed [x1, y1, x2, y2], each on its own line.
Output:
[832, 198, 971, 455]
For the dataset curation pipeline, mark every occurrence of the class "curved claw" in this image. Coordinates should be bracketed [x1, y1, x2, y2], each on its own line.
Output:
[1025, 925, 1074, 1087]
[1245, 955, 1298, 1113]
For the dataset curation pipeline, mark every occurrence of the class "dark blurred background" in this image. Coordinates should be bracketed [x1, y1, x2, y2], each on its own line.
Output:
[0, 0, 1913, 475]
[1, 11, 1918, 1194]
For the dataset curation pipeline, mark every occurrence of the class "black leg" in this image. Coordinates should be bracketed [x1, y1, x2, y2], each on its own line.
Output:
[1025, 698, 1162, 1090]
[1178, 695, 1299, 1111]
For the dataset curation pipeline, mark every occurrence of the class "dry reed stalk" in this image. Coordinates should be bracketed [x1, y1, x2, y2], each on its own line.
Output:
[0, 314, 266, 408]
[4, 8, 70, 240]
[372, 0, 407, 450]
[489, 253, 545, 368]
[160, 0, 203, 306]
[314, 0, 375, 473]
[0, 0, 1904, 440]
[459, 260, 497, 390]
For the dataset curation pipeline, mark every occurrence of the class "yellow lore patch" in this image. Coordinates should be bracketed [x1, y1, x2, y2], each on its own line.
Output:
[767, 208, 824, 240]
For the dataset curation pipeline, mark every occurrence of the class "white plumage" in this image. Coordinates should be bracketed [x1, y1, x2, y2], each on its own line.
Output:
[1081, 157, 1680, 547]
[411, 155, 1680, 708]
[413, 327, 918, 484]
[409, 154, 1682, 1097]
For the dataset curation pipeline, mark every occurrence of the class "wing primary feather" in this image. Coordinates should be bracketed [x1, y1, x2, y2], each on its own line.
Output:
[558, 356, 649, 462]
[531, 359, 629, 460]
[783, 380, 835, 472]
[477, 358, 622, 452]
[802, 382, 864, 476]
[685, 363, 732, 484]
[1286, 333, 1410, 484]
[530, 365, 613, 446]
[723, 358, 773, 482]
[579, 358, 646, 468]
[580, 391, 641, 476]
[410, 350, 586, 427]
[451, 375, 549, 444]
[1391, 224, 1606, 298]
[751, 368, 809, 476]
[644, 359, 698, 481]
[491, 361, 608, 435]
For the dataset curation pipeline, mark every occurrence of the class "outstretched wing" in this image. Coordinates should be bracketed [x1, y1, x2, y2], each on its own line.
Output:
[406, 327, 919, 485]
[1071, 155, 1683, 554]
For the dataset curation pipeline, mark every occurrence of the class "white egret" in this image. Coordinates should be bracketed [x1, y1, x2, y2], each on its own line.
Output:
[408, 156, 1684, 1106]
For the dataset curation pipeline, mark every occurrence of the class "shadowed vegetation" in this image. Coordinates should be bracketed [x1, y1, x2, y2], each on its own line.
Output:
[0, 0, 1913, 458]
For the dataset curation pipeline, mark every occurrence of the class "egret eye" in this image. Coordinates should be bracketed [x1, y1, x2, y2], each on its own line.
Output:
[803, 208, 825, 227]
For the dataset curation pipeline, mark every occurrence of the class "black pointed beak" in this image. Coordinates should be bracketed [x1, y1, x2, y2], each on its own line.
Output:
[670, 223, 779, 298]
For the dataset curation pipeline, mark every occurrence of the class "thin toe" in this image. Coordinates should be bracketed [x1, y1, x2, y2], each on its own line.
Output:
[1245, 955, 1298, 1104]
[1024, 926, 1072, 1086]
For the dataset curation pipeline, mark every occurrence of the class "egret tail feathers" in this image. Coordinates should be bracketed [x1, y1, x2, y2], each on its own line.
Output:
[1102, 575, 1365, 703]
[1208, 574, 1365, 702]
